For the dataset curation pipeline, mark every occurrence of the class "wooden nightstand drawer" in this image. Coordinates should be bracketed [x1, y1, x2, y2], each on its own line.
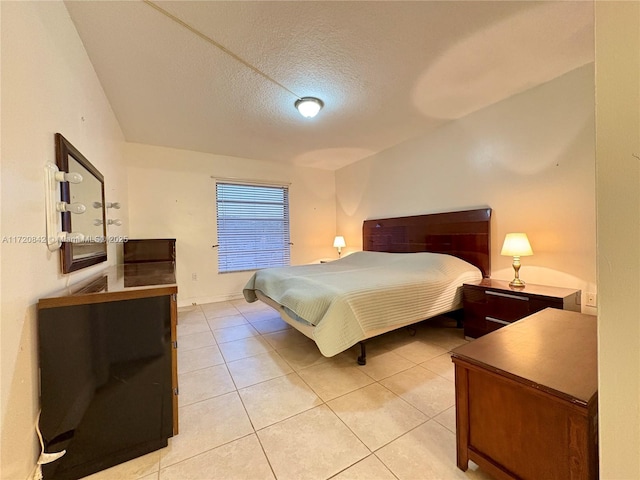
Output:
[463, 279, 581, 338]
[463, 313, 487, 339]
[485, 290, 530, 321]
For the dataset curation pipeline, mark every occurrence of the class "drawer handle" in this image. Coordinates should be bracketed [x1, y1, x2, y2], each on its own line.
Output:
[486, 316, 511, 325]
[486, 291, 529, 301]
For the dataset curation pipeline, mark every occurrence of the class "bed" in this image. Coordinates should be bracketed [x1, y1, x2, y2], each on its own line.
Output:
[243, 208, 491, 363]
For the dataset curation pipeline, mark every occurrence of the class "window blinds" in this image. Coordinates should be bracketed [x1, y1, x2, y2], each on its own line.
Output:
[216, 182, 291, 273]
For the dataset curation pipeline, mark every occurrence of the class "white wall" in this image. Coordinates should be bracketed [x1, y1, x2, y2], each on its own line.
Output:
[0, 2, 128, 478]
[125, 143, 336, 307]
[336, 64, 596, 312]
[595, 2, 640, 478]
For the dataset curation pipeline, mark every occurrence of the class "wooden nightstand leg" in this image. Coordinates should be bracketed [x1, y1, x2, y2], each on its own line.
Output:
[455, 364, 470, 471]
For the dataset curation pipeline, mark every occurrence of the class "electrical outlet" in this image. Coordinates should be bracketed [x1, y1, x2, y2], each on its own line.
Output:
[586, 292, 597, 307]
[192, 273, 198, 281]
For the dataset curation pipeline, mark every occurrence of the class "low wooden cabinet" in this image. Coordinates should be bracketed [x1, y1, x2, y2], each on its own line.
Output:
[462, 279, 581, 338]
[38, 262, 178, 480]
[452, 309, 598, 480]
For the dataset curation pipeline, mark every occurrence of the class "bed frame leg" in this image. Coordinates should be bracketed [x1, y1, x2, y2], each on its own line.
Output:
[357, 342, 366, 365]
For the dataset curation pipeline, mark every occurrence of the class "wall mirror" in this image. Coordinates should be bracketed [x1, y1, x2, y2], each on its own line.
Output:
[55, 133, 107, 273]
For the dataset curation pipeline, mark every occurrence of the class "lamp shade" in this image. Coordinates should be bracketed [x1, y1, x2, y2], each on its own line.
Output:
[333, 236, 346, 248]
[501, 233, 533, 257]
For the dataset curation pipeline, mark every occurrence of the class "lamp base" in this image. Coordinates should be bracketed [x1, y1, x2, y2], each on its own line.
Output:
[509, 256, 525, 288]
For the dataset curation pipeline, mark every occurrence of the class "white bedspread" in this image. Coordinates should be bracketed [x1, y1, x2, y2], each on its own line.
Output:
[243, 251, 482, 357]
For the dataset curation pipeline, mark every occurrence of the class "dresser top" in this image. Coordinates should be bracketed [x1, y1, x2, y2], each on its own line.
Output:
[38, 262, 177, 309]
[452, 308, 597, 405]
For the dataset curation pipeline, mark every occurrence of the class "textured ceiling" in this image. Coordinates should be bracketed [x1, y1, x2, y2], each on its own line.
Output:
[65, 1, 594, 170]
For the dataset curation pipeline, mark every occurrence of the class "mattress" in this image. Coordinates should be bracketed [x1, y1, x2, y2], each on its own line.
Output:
[243, 251, 482, 357]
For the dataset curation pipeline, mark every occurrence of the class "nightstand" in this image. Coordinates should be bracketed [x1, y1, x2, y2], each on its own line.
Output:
[462, 279, 581, 338]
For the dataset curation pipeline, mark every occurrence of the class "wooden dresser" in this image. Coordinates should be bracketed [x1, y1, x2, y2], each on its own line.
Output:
[38, 262, 178, 480]
[451, 308, 598, 480]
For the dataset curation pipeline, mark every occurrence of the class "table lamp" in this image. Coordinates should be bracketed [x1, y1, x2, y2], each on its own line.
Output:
[333, 236, 346, 257]
[501, 233, 533, 287]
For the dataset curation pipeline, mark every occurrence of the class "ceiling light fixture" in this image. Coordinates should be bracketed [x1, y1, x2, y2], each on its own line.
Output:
[144, 1, 325, 119]
[295, 97, 324, 118]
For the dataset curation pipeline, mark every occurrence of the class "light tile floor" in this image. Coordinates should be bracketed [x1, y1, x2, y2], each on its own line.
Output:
[86, 300, 495, 480]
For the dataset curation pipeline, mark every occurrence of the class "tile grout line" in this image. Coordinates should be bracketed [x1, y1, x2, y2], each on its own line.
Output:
[171, 302, 463, 480]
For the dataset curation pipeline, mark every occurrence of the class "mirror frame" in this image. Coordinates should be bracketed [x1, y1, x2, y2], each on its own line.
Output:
[55, 133, 108, 273]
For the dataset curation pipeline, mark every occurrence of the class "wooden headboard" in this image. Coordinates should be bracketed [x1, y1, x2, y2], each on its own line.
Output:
[362, 208, 492, 278]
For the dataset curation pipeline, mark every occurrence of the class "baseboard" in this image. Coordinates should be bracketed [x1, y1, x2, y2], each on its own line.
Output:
[177, 292, 245, 308]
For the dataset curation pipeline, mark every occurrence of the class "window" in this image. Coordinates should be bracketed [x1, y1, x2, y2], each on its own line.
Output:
[216, 182, 290, 273]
